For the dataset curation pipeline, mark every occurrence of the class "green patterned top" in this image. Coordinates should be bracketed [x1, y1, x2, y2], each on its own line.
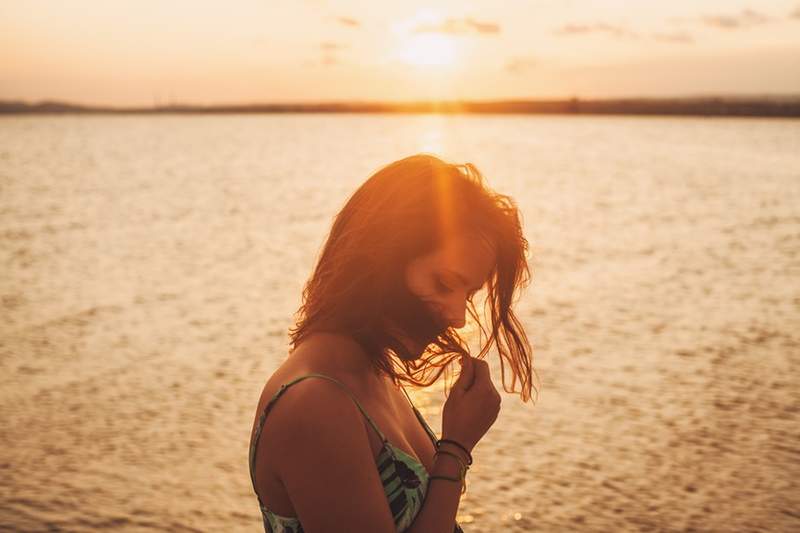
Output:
[248, 373, 464, 532]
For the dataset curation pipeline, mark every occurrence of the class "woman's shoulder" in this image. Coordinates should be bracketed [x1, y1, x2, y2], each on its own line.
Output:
[251, 333, 380, 470]
[251, 335, 400, 531]
[251, 332, 388, 508]
[254, 333, 375, 423]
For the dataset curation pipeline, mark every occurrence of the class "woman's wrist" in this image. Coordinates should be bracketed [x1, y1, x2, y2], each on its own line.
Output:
[432, 449, 465, 476]
[436, 437, 473, 465]
[436, 442, 470, 465]
[431, 449, 469, 494]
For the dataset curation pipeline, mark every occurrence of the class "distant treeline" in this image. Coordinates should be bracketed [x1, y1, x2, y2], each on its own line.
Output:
[2, 97, 800, 117]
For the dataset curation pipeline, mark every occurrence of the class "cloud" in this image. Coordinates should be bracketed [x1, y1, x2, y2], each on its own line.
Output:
[555, 23, 637, 38]
[791, 6, 800, 19]
[506, 57, 537, 74]
[336, 16, 360, 27]
[465, 18, 501, 34]
[556, 23, 694, 44]
[413, 17, 501, 35]
[652, 31, 694, 44]
[702, 9, 769, 29]
[320, 42, 346, 51]
[321, 55, 338, 66]
[316, 42, 346, 67]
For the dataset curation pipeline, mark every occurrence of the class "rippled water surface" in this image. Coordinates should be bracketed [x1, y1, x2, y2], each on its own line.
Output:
[1, 114, 799, 532]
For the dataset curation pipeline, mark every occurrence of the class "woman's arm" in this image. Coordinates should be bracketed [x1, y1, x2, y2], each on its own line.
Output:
[405, 446, 467, 533]
[258, 378, 465, 533]
[260, 379, 397, 532]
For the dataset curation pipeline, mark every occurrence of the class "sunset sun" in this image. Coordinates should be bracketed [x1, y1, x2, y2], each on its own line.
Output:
[397, 34, 459, 68]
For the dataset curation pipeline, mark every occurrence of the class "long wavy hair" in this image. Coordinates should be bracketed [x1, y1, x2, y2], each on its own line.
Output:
[288, 154, 537, 402]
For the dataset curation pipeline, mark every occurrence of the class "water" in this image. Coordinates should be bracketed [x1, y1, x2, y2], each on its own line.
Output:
[1, 114, 798, 532]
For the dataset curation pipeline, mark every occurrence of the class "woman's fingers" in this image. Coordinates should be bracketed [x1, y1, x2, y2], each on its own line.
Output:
[472, 358, 491, 385]
[456, 354, 475, 391]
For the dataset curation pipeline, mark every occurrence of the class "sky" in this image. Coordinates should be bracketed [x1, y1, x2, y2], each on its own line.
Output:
[1, 0, 800, 106]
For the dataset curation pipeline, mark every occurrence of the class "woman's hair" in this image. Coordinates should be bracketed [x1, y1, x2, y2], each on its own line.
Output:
[288, 154, 537, 402]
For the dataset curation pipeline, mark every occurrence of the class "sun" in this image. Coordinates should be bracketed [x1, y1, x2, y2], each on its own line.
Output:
[397, 34, 460, 68]
[390, 9, 461, 70]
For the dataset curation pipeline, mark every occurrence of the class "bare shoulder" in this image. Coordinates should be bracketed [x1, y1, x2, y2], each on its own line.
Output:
[261, 372, 369, 459]
[251, 336, 396, 531]
[252, 331, 377, 460]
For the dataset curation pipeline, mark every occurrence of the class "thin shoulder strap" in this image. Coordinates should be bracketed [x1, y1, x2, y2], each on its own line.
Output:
[249, 373, 387, 501]
[398, 384, 439, 446]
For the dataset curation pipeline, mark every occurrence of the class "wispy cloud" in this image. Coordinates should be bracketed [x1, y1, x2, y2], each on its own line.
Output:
[652, 31, 694, 44]
[702, 9, 769, 29]
[315, 42, 346, 67]
[506, 57, 537, 74]
[555, 23, 637, 39]
[556, 22, 696, 44]
[336, 16, 360, 27]
[790, 5, 800, 19]
[320, 42, 346, 51]
[413, 17, 501, 35]
[321, 55, 338, 66]
[465, 18, 500, 34]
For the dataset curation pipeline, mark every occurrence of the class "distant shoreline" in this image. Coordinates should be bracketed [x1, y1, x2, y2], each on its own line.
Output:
[2, 97, 800, 118]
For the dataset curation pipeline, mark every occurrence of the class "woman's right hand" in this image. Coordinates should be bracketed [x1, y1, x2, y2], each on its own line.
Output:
[441, 354, 501, 452]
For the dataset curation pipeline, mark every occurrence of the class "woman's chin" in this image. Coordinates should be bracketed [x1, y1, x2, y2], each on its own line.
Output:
[403, 335, 443, 360]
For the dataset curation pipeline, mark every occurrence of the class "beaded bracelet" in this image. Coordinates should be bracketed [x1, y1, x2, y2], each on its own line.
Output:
[436, 438, 473, 466]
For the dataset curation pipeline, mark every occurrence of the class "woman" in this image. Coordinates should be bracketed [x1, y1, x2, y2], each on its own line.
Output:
[249, 154, 535, 532]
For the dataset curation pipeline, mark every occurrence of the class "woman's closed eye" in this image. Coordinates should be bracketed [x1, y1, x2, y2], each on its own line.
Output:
[435, 275, 477, 301]
[434, 275, 453, 293]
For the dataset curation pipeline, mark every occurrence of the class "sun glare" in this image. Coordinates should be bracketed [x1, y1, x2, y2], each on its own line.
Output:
[398, 34, 459, 68]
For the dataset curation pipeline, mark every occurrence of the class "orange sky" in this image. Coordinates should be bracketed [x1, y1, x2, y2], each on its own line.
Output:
[2, 0, 799, 106]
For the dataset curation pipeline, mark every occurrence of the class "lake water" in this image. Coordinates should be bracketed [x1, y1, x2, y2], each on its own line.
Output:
[1, 114, 799, 532]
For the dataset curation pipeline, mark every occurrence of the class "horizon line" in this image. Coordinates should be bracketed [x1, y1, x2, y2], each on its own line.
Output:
[2, 94, 800, 118]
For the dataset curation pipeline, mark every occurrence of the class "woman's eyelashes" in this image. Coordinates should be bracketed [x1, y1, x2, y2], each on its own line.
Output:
[434, 275, 476, 301]
[434, 275, 452, 293]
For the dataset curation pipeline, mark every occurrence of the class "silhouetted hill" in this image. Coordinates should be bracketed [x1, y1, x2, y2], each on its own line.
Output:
[0, 100, 95, 113]
[2, 97, 799, 117]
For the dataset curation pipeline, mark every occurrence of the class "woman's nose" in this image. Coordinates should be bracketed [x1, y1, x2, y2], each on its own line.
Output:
[439, 296, 467, 329]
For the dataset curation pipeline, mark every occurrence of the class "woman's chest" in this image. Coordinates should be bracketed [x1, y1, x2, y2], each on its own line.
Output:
[363, 385, 438, 473]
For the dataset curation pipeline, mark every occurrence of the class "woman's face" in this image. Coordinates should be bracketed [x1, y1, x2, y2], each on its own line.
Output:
[404, 232, 496, 330]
